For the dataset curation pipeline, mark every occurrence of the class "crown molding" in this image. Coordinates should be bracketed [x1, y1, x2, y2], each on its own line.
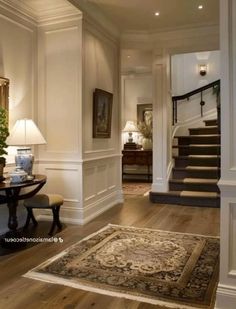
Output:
[68, 0, 120, 39]
[0, 0, 82, 26]
[123, 21, 219, 36]
[121, 24, 219, 50]
[122, 24, 219, 42]
[82, 13, 119, 46]
[0, 0, 36, 26]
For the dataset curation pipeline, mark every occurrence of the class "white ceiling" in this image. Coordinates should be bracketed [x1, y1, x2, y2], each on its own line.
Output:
[85, 0, 219, 33]
[121, 50, 152, 74]
[3, 0, 219, 33]
[2, 0, 219, 73]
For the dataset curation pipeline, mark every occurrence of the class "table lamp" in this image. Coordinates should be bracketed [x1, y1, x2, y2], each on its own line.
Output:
[122, 121, 139, 149]
[7, 119, 46, 179]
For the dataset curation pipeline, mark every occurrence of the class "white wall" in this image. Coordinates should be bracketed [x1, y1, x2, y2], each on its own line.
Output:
[37, 15, 84, 224]
[0, 3, 121, 229]
[0, 16, 36, 127]
[81, 19, 123, 223]
[0, 8, 37, 233]
[122, 75, 152, 124]
[171, 50, 220, 125]
[121, 74, 152, 145]
[171, 51, 220, 95]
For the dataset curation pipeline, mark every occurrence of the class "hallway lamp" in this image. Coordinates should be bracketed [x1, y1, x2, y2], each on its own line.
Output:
[7, 119, 46, 179]
[123, 121, 139, 149]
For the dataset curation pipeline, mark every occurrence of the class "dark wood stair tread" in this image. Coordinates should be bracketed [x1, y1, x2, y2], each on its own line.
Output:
[204, 119, 218, 126]
[175, 134, 220, 138]
[186, 166, 219, 169]
[150, 118, 221, 208]
[169, 178, 218, 184]
[150, 190, 219, 198]
[174, 166, 220, 171]
[173, 144, 220, 148]
[149, 190, 220, 207]
[173, 155, 220, 159]
[189, 127, 219, 135]
[189, 126, 218, 130]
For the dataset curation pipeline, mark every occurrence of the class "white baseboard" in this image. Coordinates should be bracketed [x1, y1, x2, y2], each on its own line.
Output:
[151, 179, 169, 192]
[83, 190, 124, 224]
[36, 190, 124, 226]
[37, 214, 84, 225]
[215, 284, 236, 309]
[151, 161, 173, 193]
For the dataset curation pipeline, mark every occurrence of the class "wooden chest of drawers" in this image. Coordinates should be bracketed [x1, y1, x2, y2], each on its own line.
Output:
[122, 150, 152, 181]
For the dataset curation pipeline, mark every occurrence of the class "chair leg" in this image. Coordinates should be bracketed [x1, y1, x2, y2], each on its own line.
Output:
[55, 206, 62, 230]
[24, 209, 31, 229]
[48, 206, 62, 236]
[48, 220, 56, 236]
[24, 208, 38, 229]
[29, 208, 38, 226]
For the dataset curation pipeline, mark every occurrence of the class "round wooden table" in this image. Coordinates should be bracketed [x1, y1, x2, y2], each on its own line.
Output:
[0, 175, 46, 236]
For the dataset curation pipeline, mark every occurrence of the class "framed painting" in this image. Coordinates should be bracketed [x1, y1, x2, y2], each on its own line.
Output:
[137, 103, 152, 126]
[0, 77, 9, 111]
[93, 88, 113, 138]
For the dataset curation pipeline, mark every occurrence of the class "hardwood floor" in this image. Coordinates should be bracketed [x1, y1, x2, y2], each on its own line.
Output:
[0, 195, 220, 309]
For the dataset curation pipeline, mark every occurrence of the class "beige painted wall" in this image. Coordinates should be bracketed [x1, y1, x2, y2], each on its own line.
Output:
[0, 8, 37, 233]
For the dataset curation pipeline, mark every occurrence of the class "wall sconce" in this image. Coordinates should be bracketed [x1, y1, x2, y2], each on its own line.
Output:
[199, 64, 207, 76]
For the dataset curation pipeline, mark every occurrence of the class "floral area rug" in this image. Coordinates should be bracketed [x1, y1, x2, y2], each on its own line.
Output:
[24, 225, 219, 309]
[122, 182, 151, 195]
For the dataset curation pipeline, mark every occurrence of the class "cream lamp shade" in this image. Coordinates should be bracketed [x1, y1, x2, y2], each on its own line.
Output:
[123, 121, 139, 144]
[7, 119, 46, 179]
[122, 121, 138, 133]
[7, 119, 46, 146]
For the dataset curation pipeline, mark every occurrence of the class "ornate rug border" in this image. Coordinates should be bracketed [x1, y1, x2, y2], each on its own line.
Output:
[23, 224, 219, 309]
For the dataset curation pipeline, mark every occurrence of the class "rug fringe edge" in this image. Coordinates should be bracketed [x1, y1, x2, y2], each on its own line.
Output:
[23, 271, 201, 309]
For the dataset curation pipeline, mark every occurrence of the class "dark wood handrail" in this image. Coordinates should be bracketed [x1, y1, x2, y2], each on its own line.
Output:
[172, 79, 220, 101]
[172, 79, 220, 124]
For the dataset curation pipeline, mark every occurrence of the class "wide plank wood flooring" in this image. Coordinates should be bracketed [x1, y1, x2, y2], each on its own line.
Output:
[0, 194, 220, 309]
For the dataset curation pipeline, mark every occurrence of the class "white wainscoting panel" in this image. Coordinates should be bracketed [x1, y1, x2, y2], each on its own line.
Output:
[83, 156, 123, 223]
[36, 162, 83, 224]
[43, 167, 79, 200]
[84, 166, 96, 202]
[108, 159, 117, 190]
[96, 164, 108, 195]
[36, 156, 123, 225]
[230, 203, 236, 274]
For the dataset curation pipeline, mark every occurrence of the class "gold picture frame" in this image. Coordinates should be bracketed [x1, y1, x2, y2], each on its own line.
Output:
[137, 103, 152, 126]
[0, 77, 9, 111]
[93, 88, 113, 138]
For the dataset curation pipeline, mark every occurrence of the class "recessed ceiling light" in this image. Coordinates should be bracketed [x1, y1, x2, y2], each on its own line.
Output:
[198, 5, 203, 9]
[127, 55, 131, 58]
[155, 12, 160, 16]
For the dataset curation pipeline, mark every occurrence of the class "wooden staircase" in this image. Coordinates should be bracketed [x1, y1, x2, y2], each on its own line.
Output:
[150, 119, 220, 207]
